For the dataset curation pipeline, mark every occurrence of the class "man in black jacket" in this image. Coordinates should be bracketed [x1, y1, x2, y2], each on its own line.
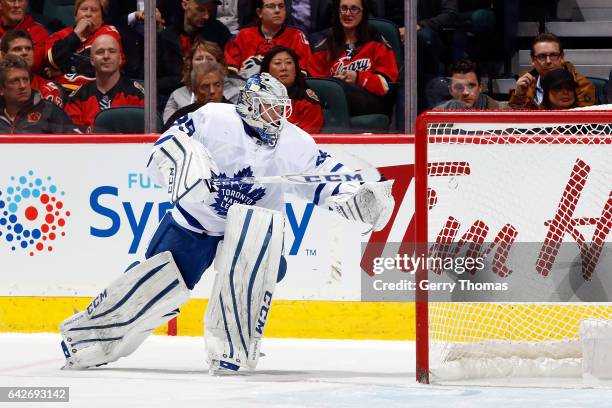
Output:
[157, 0, 230, 106]
[105, 1, 166, 80]
[0, 55, 73, 134]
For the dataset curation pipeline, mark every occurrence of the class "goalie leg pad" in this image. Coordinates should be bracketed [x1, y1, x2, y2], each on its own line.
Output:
[204, 204, 284, 372]
[59, 251, 189, 369]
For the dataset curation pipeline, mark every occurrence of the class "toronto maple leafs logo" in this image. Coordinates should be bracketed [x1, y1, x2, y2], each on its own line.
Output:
[212, 167, 266, 217]
[316, 150, 331, 166]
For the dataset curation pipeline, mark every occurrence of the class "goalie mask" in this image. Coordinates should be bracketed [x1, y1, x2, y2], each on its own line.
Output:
[236, 73, 292, 147]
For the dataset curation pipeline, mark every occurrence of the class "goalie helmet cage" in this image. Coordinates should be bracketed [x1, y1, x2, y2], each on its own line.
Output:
[414, 110, 612, 384]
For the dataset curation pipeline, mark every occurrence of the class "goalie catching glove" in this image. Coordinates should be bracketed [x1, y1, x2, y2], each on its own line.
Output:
[150, 130, 218, 203]
[326, 180, 394, 231]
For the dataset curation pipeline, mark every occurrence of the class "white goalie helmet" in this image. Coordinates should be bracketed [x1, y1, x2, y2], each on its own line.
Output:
[236, 73, 293, 147]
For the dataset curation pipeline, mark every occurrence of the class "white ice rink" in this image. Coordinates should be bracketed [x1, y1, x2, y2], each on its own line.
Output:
[2, 333, 612, 408]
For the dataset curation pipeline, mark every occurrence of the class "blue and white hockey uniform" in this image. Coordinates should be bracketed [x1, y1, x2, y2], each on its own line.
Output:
[145, 102, 356, 289]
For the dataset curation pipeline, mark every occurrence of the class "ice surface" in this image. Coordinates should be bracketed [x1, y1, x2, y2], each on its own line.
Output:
[1, 333, 612, 408]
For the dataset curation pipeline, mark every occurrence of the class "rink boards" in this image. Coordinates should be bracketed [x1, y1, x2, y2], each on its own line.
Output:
[0, 135, 415, 339]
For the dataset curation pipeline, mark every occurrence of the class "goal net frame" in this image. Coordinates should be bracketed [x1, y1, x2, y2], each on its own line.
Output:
[414, 110, 612, 384]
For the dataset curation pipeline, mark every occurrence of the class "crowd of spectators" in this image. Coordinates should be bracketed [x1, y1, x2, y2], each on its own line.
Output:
[0, 0, 610, 134]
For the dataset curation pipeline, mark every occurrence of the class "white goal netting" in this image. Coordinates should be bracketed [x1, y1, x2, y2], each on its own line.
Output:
[418, 112, 612, 381]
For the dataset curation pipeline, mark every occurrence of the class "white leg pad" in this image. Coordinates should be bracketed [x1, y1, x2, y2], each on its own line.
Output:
[59, 251, 189, 369]
[204, 204, 284, 372]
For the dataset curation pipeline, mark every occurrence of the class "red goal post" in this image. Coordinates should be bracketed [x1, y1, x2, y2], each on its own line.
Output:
[414, 110, 612, 384]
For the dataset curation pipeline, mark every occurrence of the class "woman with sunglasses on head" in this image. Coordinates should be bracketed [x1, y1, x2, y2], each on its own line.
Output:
[261, 45, 324, 134]
[311, 0, 398, 117]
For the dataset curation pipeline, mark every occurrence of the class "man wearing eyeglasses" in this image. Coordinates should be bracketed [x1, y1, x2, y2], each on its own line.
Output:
[224, 0, 313, 79]
[509, 32, 595, 110]
[434, 59, 503, 110]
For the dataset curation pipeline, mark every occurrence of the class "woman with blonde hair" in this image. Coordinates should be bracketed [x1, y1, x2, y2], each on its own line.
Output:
[163, 39, 244, 123]
[45, 0, 125, 90]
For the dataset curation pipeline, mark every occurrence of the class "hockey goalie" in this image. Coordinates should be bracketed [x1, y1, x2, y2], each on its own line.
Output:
[58, 73, 394, 372]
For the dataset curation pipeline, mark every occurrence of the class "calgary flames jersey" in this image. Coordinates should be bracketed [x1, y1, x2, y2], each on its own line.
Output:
[225, 24, 312, 79]
[311, 35, 398, 96]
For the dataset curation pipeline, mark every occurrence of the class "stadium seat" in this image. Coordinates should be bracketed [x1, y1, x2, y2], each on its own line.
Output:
[587, 77, 608, 105]
[305, 78, 351, 133]
[43, 0, 75, 28]
[368, 18, 403, 71]
[93, 107, 163, 134]
[306, 78, 389, 133]
[367, 18, 402, 130]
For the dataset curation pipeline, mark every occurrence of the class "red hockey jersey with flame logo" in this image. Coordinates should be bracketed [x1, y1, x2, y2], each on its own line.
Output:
[46, 25, 125, 90]
[225, 24, 312, 79]
[311, 35, 398, 96]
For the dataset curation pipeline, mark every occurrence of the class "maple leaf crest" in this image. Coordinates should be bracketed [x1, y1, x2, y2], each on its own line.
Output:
[211, 166, 266, 217]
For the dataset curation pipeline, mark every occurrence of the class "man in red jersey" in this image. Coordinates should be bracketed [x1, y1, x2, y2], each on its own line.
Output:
[64, 34, 144, 132]
[1, 30, 65, 108]
[0, 0, 47, 74]
[224, 0, 313, 79]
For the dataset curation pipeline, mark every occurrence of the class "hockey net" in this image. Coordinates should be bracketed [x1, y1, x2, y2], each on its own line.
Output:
[414, 111, 612, 383]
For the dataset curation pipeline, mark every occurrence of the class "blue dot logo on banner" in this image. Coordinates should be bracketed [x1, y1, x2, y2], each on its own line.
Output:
[0, 170, 70, 256]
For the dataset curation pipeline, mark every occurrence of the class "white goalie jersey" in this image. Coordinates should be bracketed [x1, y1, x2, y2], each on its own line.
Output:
[148, 102, 357, 235]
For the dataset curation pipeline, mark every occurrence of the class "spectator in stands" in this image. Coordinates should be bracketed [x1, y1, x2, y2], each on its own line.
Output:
[370, 0, 404, 42]
[216, 0, 256, 35]
[434, 59, 503, 110]
[163, 40, 243, 122]
[64, 34, 144, 133]
[509, 33, 595, 110]
[45, 0, 126, 91]
[261, 45, 323, 133]
[416, 0, 458, 112]
[163, 60, 227, 130]
[224, 0, 313, 80]
[157, 0, 231, 105]
[285, 0, 333, 42]
[0, 0, 47, 74]
[1, 30, 65, 108]
[106, 2, 165, 80]
[540, 68, 578, 110]
[217, 0, 333, 40]
[0, 55, 73, 133]
[311, 0, 398, 116]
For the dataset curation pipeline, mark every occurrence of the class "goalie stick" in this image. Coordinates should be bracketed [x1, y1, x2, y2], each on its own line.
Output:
[210, 167, 382, 186]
